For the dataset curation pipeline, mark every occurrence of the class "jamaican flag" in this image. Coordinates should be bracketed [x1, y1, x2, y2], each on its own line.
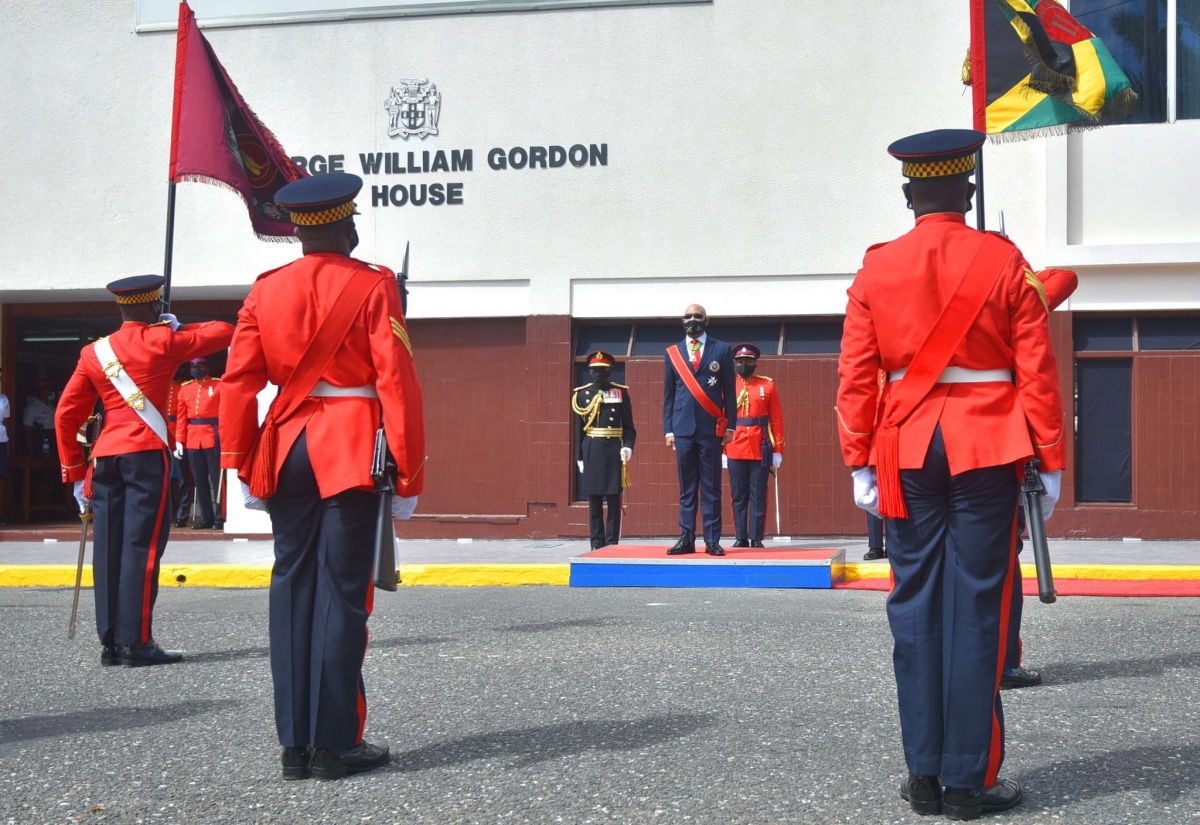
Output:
[966, 0, 1137, 139]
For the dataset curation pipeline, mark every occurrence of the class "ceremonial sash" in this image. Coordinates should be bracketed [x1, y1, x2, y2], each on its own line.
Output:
[94, 337, 170, 448]
[667, 345, 728, 437]
[874, 232, 1013, 519]
[244, 263, 386, 499]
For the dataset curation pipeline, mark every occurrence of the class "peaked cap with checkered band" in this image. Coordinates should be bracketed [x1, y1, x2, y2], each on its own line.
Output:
[275, 172, 362, 226]
[887, 129, 986, 179]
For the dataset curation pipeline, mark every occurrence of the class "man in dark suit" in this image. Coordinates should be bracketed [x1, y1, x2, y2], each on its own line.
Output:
[663, 304, 736, 556]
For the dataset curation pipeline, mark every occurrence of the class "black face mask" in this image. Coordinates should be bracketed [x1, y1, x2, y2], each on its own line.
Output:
[736, 362, 756, 378]
[589, 369, 611, 386]
[684, 320, 706, 337]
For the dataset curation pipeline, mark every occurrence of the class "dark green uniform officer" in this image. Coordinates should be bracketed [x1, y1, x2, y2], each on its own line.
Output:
[572, 351, 635, 549]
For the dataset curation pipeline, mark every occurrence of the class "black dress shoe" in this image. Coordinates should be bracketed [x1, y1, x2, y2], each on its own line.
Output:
[705, 543, 725, 556]
[213, 520, 225, 530]
[943, 779, 1022, 821]
[281, 746, 312, 780]
[863, 547, 887, 560]
[192, 521, 214, 530]
[749, 540, 765, 549]
[311, 741, 390, 780]
[118, 641, 183, 667]
[666, 539, 695, 555]
[101, 645, 119, 667]
[898, 772, 942, 816]
[1000, 665, 1042, 689]
[173, 518, 188, 528]
[731, 539, 749, 548]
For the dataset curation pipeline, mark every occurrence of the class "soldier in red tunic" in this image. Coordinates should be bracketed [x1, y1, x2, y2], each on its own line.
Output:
[836, 130, 1066, 820]
[54, 275, 233, 667]
[722, 344, 784, 548]
[220, 172, 425, 781]
[175, 357, 223, 529]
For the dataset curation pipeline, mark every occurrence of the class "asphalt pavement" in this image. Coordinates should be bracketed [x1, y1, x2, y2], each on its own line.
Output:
[1, 585, 1198, 824]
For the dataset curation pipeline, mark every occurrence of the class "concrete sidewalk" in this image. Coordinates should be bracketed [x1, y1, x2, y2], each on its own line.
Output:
[1, 535, 1199, 587]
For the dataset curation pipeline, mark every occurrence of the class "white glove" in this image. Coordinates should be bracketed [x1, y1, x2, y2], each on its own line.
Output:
[851, 467, 880, 518]
[577, 460, 584, 473]
[173, 442, 184, 460]
[240, 480, 267, 512]
[772, 453, 783, 469]
[72, 481, 90, 514]
[721, 454, 728, 470]
[1039, 470, 1062, 521]
[619, 447, 632, 463]
[391, 495, 418, 520]
[158, 313, 181, 332]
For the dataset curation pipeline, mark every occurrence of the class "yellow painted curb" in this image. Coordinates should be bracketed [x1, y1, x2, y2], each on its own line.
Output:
[399, 564, 570, 587]
[0, 563, 571, 588]
[843, 562, 1200, 584]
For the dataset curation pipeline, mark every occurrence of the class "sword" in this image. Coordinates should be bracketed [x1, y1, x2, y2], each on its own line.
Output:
[1021, 459, 1056, 604]
[67, 505, 92, 640]
[68, 412, 102, 640]
[771, 466, 781, 536]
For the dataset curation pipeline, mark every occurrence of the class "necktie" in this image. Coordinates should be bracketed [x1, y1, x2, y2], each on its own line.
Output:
[689, 338, 701, 367]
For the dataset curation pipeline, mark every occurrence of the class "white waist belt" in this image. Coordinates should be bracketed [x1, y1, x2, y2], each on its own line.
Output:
[309, 382, 378, 398]
[888, 366, 1013, 384]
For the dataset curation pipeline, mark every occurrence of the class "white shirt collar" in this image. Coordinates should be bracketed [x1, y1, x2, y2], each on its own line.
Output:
[686, 333, 707, 348]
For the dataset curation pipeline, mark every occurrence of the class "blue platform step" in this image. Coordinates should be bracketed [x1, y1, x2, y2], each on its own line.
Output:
[570, 545, 846, 589]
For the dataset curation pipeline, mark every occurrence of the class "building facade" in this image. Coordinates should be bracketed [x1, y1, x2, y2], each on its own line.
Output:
[2, 0, 1198, 537]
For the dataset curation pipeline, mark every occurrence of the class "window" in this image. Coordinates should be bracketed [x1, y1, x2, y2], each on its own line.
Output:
[136, 0, 709, 30]
[1070, 0, 1200, 122]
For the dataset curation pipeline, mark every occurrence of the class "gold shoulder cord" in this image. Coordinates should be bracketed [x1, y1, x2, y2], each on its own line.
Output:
[571, 387, 603, 432]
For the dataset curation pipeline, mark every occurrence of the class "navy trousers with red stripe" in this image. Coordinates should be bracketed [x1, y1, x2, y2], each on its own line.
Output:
[91, 448, 172, 646]
[267, 432, 376, 749]
[885, 427, 1019, 790]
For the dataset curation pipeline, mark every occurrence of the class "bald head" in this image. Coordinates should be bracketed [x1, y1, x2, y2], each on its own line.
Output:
[683, 304, 708, 338]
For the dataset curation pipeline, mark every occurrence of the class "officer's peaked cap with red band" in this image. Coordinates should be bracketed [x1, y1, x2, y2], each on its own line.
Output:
[586, 350, 615, 369]
[733, 343, 761, 360]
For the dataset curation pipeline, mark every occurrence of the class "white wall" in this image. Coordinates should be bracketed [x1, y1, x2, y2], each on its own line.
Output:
[1, 0, 1056, 319]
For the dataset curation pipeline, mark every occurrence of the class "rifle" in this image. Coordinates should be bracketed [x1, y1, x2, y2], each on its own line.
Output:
[371, 427, 398, 592]
[1020, 459, 1056, 604]
[68, 412, 103, 639]
[371, 243, 412, 591]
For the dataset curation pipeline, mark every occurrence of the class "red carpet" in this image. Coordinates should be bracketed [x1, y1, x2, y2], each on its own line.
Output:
[836, 578, 1200, 597]
[579, 545, 841, 561]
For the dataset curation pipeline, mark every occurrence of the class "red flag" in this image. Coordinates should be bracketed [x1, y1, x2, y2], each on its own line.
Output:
[169, 1, 306, 240]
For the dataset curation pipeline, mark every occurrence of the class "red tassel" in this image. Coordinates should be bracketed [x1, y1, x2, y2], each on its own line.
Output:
[83, 464, 94, 501]
[247, 418, 277, 500]
[875, 424, 908, 519]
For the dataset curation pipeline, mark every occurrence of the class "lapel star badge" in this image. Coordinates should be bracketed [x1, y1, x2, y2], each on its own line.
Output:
[707, 376, 719, 387]
[709, 361, 720, 373]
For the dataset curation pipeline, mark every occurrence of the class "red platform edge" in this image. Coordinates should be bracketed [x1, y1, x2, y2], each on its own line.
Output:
[576, 545, 842, 561]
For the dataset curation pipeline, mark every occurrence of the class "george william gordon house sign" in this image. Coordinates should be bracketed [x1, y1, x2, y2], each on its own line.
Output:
[287, 79, 606, 207]
[290, 144, 608, 207]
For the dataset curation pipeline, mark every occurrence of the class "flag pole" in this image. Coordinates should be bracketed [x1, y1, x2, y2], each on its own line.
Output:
[974, 148, 986, 232]
[162, 181, 178, 310]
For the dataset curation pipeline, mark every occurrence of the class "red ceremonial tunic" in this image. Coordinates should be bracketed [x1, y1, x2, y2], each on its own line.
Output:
[166, 379, 184, 444]
[219, 252, 426, 499]
[724, 374, 785, 461]
[55, 320, 235, 482]
[177, 377, 221, 449]
[836, 213, 1067, 475]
